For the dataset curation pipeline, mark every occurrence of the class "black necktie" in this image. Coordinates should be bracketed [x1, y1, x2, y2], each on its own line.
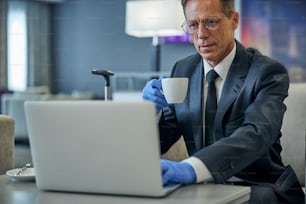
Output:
[205, 69, 219, 146]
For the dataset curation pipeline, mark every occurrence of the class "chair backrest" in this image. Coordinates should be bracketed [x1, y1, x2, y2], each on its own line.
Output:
[1, 93, 45, 141]
[280, 83, 306, 186]
[0, 115, 14, 174]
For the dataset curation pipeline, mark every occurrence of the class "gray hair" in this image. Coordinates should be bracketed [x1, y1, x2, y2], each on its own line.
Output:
[181, 0, 235, 18]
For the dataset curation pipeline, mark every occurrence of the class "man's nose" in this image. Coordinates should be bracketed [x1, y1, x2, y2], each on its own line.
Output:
[197, 23, 209, 39]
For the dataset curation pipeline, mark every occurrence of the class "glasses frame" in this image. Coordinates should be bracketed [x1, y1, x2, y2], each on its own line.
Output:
[181, 16, 223, 34]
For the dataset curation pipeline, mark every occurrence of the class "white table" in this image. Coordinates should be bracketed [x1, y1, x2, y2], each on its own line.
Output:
[0, 175, 250, 204]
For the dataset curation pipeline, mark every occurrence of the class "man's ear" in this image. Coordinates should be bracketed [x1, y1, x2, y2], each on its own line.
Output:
[231, 11, 239, 30]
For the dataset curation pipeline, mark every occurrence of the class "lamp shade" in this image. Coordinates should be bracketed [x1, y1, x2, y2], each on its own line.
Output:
[125, 0, 185, 37]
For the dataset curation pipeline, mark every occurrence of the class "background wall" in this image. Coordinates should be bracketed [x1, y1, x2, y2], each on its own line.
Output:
[50, 0, 196, 97]
[49, 0, 306, 97]
[240, 0, 306, 83]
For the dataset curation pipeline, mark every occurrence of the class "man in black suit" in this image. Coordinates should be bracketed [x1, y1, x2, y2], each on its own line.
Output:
[142, 0, 304, 203]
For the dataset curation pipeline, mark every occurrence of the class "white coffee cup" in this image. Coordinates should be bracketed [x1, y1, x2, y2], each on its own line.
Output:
[161, 77, 188, 104]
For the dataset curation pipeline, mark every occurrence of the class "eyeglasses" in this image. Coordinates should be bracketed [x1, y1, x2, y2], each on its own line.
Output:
[181, 16, 223, 34]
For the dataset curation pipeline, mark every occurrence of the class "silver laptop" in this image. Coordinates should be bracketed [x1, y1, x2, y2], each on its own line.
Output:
[24, 100, 180, 197]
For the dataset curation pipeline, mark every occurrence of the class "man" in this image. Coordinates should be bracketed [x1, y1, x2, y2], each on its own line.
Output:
[142, 0, 305, 203]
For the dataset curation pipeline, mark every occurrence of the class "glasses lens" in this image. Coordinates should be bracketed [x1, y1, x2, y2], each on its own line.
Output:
[182, 17, 222, 34]
[181, 23, 189, 33]
[205, 17, 222, 30]
[182, 21, 198, 34]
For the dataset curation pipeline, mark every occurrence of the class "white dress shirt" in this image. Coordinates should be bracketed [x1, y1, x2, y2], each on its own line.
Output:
[182, 44, 237, 183]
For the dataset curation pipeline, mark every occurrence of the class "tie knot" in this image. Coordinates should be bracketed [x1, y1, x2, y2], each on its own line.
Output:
[206, 70, 219, 83]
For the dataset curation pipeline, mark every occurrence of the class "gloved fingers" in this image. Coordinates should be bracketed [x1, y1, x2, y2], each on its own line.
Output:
[143, 79, 162, 99]
[160, 160, 174, 186]
[150, 80, 167, 106]
[152, 92, 167, 107]
[177, 162, 196, 184]
[161, 159, 170, 173]
[143, 88, 167, 106]
[160, 159, 196, 185]
[143, 76, 167, 95]
[143, 79, 168, 112]
[151, 78, 163, 90]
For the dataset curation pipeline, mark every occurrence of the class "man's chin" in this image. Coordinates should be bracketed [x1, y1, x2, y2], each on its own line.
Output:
[201, 54, 219, 66]
[200, 53, 215, 60]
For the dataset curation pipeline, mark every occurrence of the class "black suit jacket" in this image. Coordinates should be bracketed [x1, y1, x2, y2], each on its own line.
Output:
[159, 41, 304, 202]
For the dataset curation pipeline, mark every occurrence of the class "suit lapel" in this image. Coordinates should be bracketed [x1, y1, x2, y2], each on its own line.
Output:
[214, 42, 249, 141]
[173, 54, 203, 153]
[188, 60, 204, 150]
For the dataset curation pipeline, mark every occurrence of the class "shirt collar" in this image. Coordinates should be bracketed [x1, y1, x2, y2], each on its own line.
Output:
[203, 43, 236, 81]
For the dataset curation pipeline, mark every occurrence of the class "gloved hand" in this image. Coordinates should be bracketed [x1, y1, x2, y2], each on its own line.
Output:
[160, 159, 196, 186]
[142, 76, 168, 113]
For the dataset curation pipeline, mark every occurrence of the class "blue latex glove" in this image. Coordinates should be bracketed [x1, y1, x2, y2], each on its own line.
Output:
[142, 76, 168, 113]
[160, 159, 196, 186]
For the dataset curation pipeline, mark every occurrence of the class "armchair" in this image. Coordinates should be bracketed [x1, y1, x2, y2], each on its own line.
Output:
[0, 115, 14, 174]
[280, 83, 306, 187]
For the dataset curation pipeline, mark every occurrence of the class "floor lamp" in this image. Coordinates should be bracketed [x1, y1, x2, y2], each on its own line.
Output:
[125, 0, 185, 73]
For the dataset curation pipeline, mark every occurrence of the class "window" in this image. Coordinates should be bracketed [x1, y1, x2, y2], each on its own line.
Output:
[7, 1, 27, 91]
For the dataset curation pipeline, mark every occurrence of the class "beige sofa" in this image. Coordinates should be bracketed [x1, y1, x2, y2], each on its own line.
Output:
[1, 91, 94, 142]
[0, 115, 14, 174]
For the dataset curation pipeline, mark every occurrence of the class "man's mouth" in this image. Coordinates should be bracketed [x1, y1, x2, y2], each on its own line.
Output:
[200, 43, 214, 48]
[199, 43, 214, 51]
